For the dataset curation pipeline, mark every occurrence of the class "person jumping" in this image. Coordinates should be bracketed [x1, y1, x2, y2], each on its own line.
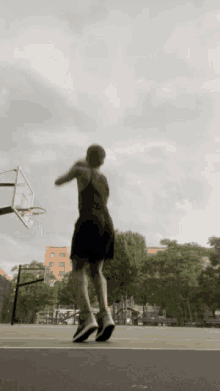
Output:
[55, 144, 115, 342]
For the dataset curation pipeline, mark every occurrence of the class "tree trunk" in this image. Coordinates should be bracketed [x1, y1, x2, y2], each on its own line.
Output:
[124, 294, 127, 325]
[119, 296, 123, 324]
[74, 304, 77, 325]
[112, 302, 116, 321]
[187, 296, 193, 326]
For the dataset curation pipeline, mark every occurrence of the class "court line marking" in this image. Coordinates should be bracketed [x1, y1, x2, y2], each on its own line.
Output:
[0, 337, 141, 340]
[0, 337, 218, 342]
[0, 346, 220, 351]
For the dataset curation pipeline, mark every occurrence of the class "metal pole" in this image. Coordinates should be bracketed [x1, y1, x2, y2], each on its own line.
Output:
[187, 296, 193, 326]
[0, 168, 17, 176]
[33, 283, 36, 324]
[11, 166, 20, 209]
[11, 265, 21, 325]
[56, 284, 60, 325]
[0, 207, 14, 215]
[124, 293, 127, 326]
[1, 278, 7, 323]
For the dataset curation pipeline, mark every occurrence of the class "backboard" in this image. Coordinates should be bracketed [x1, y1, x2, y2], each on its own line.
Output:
[0, 166, 34, 229]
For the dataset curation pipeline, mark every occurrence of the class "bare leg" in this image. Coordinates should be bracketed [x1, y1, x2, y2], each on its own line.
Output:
[94, 273, 109, 315]
[89, 260, 109, 316]
[72, 258, 93, 320]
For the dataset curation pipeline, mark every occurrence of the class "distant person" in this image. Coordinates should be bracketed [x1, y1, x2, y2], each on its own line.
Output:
[55, 144, 115, 342]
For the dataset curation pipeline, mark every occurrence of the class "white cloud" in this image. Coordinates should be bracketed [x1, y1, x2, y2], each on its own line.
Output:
[152, 83, 179, 104]
[203, 153, 220, 174]
[11, 17, 77, 92]
[29, 128, 89, 147]
[201, 11, 220, 30]
[58, 237, 70, 245]
[15, 44, 76, 99]
[115, 141, 176, 155]
[125, 173, 149, 194]
[104, 84, 120, 108]
[164, 21, 198, 60]
[163, 12, 220, 76]
[201, 78, 220, 93]
[0, 88, 9, 108]
[0, 233, 21, 248]
[0, 153, 10, 168]
[208, 45, 220, 75]
[1, 5, 220, 261]
[30, 150, 58, 164]
[156, 233, 163, 240]
[105, 148, 121, 166]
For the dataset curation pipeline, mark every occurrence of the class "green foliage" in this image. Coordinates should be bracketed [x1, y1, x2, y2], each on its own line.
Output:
[57, 271, 98, 309]
[131, 238, 218, 321]
[4, 234, 220, 325]
[7, 261, 56, 323]
[102, 229, 143, 305]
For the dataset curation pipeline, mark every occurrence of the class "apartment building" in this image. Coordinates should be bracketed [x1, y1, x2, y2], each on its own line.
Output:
[44, 246, 72, 286]
[147, 246, 167, 255]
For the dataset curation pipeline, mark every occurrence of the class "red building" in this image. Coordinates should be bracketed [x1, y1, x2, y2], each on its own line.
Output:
[44, 246, 72, 286]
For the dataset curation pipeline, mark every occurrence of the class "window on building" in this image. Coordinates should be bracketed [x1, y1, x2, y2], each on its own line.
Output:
[58, 271, 65, 276]
[59, 262, 65, 268]
[59, 253, 66, 257]
[49, 262, 54, 267]
[50, 252, 55, 257]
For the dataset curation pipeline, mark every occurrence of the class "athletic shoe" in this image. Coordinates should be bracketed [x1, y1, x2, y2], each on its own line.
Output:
[95, 311, 115, 342]
[73, 313, 98, 343]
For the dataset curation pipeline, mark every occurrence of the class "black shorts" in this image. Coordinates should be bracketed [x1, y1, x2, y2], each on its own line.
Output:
[70, 211, 114, 264]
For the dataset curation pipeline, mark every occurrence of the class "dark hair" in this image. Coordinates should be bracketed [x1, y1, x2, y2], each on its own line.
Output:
[86, 144, 106, 168]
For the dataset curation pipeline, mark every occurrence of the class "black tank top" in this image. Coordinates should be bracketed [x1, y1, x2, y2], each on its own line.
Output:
[78, 170, 109, 216]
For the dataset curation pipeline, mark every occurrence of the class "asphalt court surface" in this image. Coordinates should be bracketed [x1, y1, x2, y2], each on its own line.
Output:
[1, 325, 220, 390]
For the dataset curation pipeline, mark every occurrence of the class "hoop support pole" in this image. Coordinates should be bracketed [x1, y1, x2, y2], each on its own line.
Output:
[0, 183, 15, 187]
[0, 206, 14, 215]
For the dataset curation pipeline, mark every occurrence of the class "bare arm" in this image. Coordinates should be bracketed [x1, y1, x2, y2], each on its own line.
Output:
[54, 166, 79, 186]
[54, 160, 87, 186]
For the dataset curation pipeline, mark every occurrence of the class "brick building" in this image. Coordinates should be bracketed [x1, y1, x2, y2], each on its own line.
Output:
[44, 246, 72, 286]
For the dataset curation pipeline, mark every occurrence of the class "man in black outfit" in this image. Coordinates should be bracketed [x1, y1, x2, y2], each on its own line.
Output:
[55, 144, 115, 342]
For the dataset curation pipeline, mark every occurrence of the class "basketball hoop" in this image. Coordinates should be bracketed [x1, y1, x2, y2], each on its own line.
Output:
[16, 207, 46, 236]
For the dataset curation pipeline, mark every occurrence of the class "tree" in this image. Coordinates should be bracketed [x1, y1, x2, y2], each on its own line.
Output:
[131, 239, 208, 324]
[57, 271, 98, 309]
[102, 229, 141, 322]
[207, 236, 220, 268]
[9, 261, 56, 323]
[123, 230, 148, 270]
[187, 236, 220, 323]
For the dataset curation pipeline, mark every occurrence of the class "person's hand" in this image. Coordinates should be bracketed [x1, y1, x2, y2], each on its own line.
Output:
[55, 176, 65, 186]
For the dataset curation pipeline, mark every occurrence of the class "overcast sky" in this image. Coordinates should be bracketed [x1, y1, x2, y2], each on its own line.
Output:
[1, 0, 220, 278]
